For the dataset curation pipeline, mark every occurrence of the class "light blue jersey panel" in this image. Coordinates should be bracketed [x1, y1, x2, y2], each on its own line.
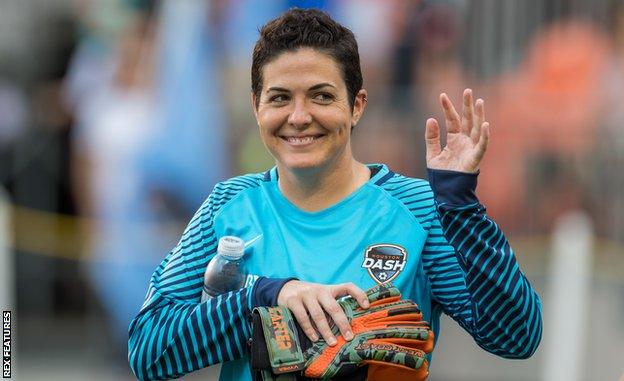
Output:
[216, 165, 434, 381]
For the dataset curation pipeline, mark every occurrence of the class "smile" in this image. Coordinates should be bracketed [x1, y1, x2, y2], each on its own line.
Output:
[280, 135, 324, 146]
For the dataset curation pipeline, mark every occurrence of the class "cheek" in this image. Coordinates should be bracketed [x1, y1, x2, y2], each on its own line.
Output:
[256, 117, 275, 142]
[337, 119, 353, 136]
[259, 126, 279, 150]
[258, 109, 284, 133]
[318, 110, 351, 133]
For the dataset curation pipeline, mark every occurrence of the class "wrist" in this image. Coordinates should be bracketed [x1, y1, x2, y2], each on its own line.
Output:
[276, 279, 300, 305]
[427, 168, 479, 206]
[253, 277, 299, 308]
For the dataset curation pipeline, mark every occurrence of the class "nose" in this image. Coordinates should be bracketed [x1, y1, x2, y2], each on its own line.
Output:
[287, 98, 312, 127]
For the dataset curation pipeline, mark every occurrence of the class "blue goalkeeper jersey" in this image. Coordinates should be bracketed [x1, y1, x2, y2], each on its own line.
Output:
[128, 164, 542, 381]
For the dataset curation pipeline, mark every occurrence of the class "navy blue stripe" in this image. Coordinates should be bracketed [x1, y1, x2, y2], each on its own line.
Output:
[374, 170, 395, 186]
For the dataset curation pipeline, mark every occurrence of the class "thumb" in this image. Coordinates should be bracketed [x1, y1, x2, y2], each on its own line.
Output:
[425, 118, 442, 162]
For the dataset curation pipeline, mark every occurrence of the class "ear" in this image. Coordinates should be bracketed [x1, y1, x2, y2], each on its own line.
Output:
[351, 89, 368, 126]
[251, 92, 259, 122]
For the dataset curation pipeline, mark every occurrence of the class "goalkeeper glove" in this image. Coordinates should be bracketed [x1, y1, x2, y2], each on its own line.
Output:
[249, 283, 434, 380]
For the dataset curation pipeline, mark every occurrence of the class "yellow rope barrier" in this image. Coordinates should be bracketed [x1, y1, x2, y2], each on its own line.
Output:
[11, 204, 87, 260]
[7, 203, 185, 261]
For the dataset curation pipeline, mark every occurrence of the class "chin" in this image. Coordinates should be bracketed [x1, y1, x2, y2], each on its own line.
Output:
[278, 155, 326, 172]
[282, 160, 323, 171]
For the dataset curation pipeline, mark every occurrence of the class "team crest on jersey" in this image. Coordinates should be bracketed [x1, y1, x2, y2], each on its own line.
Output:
[362, 244, 407, 284]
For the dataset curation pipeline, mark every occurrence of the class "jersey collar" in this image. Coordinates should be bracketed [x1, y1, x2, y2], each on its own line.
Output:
[263, 163, 392, 184]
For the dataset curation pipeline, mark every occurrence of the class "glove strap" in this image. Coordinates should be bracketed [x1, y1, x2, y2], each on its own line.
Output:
[253, 306, 306, 375]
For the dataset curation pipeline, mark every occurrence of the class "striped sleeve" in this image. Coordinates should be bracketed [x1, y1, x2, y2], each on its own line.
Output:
[128, 176, 263, 380]
[382, 170, 542, 359]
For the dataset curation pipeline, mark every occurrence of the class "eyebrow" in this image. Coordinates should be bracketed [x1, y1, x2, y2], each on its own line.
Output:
[309, 83, 336, 91]
[266, 86, 290, 93]
[266, 83, 336, 93]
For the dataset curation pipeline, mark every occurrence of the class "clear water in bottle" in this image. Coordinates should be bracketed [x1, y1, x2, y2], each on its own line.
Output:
[201, 236, 246, 302]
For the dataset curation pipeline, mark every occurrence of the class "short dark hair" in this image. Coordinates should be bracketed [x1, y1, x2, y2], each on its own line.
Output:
[251, 8, 363, 109]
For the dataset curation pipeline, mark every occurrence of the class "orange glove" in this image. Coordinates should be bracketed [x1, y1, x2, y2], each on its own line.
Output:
[251, 284, 434, 381]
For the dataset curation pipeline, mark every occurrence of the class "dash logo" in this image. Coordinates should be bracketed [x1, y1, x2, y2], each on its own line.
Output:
[362, 244, 407, 284]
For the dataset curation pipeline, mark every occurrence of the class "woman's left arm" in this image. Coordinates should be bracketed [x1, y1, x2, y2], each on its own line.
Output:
[424, 169, 543, 358]
[423, 89, 542, 358]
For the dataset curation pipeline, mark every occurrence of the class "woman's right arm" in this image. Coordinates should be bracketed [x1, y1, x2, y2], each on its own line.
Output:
[128, 187, 292, 380]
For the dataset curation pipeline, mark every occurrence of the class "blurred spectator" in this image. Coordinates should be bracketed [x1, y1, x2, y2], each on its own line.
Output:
[481, 20, 610, 230]
[587, 1, 624, 241]
[138, 0, 230, 211]
[68, 3, 162, 346]
[68, 0, 235, 349]
[0, 79, 28, 186]
[0, 80, 28, 150]
[219, 0, 297, 173]
[7, 7, 80, 314]
[354, 1, 470, 178]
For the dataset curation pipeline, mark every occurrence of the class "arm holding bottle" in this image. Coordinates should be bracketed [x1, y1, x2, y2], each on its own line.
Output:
[128, 184, 294, 380]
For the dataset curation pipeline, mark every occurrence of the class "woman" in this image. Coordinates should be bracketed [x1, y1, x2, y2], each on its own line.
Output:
[129, 8, 542, 381]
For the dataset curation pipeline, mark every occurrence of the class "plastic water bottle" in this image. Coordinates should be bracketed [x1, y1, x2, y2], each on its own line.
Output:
[201, 236, 246, 302]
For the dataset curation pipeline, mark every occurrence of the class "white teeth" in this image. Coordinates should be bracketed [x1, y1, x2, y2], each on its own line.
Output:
[285, 136, 317, 144]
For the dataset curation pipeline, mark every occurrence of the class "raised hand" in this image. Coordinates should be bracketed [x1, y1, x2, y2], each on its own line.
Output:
[425, 89, 490, 173]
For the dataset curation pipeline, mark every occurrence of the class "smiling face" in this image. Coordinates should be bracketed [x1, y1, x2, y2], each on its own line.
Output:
[253, 48, 366, 174]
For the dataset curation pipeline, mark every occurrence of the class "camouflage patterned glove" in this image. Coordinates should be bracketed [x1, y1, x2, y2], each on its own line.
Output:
[249, 284, 434, 381]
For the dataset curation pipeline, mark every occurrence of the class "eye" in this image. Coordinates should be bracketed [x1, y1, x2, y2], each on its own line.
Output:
[313, 92, 334, 103]
[268, 93, 289, 103]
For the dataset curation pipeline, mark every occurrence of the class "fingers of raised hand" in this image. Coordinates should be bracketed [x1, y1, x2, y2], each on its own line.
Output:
[439, 93, 461, 133]
[461, 89, 474, 135]
[472, 98, 486, 144]
[474, 122, 490, 162]
[425, 118, 441, 161]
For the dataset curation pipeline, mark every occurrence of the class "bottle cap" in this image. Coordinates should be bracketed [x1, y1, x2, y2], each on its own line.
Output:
[217, 236, 245, 260]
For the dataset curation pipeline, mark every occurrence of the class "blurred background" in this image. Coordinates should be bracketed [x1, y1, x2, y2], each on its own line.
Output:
[0, 0, 622, 380]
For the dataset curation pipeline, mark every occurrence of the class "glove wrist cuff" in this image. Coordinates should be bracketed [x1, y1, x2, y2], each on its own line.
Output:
[251, 306, 306, 375]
